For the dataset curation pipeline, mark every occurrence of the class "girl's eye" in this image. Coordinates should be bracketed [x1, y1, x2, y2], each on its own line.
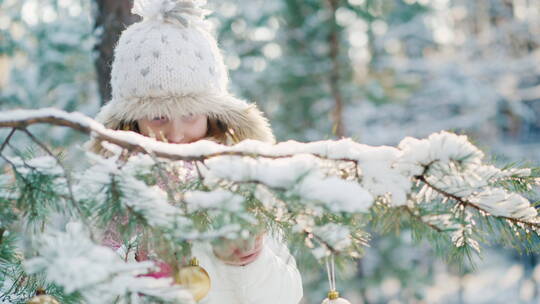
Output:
[152, 116, 168, 122]
[150, 116, 168, 125]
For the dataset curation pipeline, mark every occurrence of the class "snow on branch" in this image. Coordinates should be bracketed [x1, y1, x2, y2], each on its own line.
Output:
[1, 108, 539, 257]
[24, 222, 194, 304]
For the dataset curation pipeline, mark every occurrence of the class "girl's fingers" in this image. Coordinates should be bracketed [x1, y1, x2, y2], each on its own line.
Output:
[212, 232, 266, 265]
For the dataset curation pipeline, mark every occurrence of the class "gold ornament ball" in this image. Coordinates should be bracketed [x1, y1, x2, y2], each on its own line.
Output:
[27, 295, 60, 304]
[321, 291, 352, 304]
[174, 258, 211, 302]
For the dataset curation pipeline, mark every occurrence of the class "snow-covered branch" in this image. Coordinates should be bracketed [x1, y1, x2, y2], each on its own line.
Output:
[24, 223, 194, 304]
[1, 108, 540, 298]
[1, 108, 538, 231]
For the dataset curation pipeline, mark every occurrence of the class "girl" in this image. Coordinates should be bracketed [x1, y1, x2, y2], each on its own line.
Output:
[85, 0, 303, 303]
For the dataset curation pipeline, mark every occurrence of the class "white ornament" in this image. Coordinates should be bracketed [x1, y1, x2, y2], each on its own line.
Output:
[321, 292, 352, 304]
[322, 298, 352, 304]
[321, 255, 352, 304]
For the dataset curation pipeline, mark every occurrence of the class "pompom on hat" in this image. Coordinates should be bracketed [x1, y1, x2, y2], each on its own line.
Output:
[87, 0, 275, 153]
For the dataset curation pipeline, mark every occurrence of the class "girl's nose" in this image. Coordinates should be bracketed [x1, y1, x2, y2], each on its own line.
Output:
[167, 119, 185, 144]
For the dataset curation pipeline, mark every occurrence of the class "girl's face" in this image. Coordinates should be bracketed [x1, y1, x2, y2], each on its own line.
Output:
[137, 114, 208, 144]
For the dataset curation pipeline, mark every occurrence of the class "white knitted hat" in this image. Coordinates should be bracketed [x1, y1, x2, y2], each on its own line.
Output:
[88, 0, 274, 153]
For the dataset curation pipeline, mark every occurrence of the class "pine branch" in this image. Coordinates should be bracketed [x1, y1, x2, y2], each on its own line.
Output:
[0, 153, 57, 200]
[403, 206, 444, 233]
[212, 177, 344, 255]
[415, 174, 540, 230]
[305, 227, 338, 254]
[19, 128, 82, 218]
[2, 108, 540, 262]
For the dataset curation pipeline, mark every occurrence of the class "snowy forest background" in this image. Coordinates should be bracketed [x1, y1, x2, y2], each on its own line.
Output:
[1, 0, 540, 303]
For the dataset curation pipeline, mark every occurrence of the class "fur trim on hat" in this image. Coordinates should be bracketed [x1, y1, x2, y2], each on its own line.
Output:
[85, 93, 275, 156]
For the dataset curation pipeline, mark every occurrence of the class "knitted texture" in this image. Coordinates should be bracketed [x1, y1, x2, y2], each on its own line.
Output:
[111, 20, 228, 101]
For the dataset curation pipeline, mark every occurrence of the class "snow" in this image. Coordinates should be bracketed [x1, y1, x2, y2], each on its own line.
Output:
[6, 155, 64, 176]
[203, 154, 374, 212]
[295, 175, 373, 213]
[5, 155, 68, 197]
[311, 223, 352, 258]
[77, 151, 183, 228]
[254, 184, 283, 210]
[184, 189, 244, 212]
[24, 222, 194, 304]
[2, 108, 539, 268]
[469, 188, 537, 221]
[203, 154, 321, 188]
[451, 222, 480, 253]
[2, 109, 537, 224]
[0, 108, 103, 130]
[397, 131, 484, 177]
[3, 0, 540, 301]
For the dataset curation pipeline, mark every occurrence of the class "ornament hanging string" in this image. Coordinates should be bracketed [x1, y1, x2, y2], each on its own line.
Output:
[322, 254, 352, 304]
[325, 254, 336, 292]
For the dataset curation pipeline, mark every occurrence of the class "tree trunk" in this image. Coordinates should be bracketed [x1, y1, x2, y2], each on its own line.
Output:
[326, 0, 346, 138]
[93, 0, 140, 106]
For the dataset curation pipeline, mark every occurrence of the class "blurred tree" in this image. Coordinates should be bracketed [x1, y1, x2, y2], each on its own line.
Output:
[0, 0, 98, 146]
[213, 0, 362, 141]
[92, 0, 140, 105]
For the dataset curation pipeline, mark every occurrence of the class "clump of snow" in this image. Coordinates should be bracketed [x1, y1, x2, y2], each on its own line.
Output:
[184, 189, 244, 212]
[397, 131, 484, 177]
[204, 154, 374, 213]
[295, 175, 373, 213]
[203, 154, 320, 188]
[469, 188, 537, 221]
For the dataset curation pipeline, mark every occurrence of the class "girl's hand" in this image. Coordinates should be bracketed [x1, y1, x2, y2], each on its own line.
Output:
[212, 232, 265, 266]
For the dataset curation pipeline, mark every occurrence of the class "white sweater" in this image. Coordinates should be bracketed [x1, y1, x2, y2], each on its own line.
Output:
[192, 236, 303, 304]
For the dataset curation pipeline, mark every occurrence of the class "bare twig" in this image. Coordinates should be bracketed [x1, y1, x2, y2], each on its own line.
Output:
[0, 128, 15, 154]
